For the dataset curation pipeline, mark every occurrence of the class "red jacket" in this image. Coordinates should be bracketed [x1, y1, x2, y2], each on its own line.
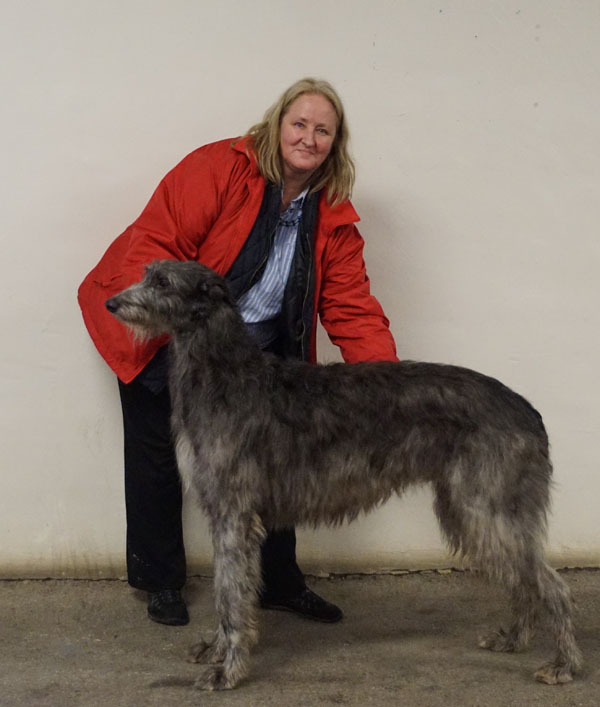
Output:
[78, 137, 397, 383]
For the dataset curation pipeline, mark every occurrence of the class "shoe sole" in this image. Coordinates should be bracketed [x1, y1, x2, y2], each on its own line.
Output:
[260, 601, 343, 623]
[147, 612, 189, 626]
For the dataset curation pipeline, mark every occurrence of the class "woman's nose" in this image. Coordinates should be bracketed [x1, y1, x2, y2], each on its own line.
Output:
[302, 130, 316, 146]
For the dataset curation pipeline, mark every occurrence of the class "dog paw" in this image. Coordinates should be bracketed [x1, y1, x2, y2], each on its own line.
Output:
[534, 662, 573, 685]
[478, 628, 518, 653]
[193, 665, 233, 691]
[187, 637, 224, 665]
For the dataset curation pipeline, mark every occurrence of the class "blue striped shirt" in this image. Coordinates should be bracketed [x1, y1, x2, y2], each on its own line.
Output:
[238, 189, 308, 324]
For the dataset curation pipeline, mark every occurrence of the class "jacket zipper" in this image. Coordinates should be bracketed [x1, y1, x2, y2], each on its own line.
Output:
[299, 227, 313, 361]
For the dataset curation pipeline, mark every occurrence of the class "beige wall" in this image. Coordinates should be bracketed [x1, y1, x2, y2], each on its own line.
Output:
[2, 1, 599, 577]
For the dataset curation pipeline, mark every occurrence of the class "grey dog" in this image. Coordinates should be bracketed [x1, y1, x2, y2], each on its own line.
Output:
[106, 259, 582, 691]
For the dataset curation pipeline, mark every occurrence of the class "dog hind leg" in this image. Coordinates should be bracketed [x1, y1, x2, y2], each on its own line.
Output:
[478, 580, 537, 654]
[434, 450, 581, 683]
[481, 551, 582, 683]
[434, 472, 536, 652]
[531, 562, 582, 684]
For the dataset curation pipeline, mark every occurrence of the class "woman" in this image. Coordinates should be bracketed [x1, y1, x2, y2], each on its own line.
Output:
[78, 78, 397, 626]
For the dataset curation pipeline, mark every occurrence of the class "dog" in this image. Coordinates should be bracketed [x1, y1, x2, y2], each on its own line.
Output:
[106, 259, 582, 690]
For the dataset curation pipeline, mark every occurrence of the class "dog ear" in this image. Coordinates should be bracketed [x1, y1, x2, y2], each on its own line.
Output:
[208, 281, 230, 302]
[190, 277, 232, 321]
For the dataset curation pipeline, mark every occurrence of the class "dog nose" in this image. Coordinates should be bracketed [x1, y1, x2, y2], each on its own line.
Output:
[105, 297, 118, 313]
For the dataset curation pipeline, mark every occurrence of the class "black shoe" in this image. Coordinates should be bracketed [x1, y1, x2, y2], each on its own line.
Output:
[147, 589, 189, 626]
[260, 588, 343, 623]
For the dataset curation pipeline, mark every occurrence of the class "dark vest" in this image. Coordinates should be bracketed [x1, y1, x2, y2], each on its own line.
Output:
[225, 183, 319, 361]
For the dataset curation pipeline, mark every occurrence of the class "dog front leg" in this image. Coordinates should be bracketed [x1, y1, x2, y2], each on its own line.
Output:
[193, 512, 265, 691]
[187, 621, 228, 665]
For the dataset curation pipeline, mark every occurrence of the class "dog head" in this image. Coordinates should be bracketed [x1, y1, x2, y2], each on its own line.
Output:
[105, 260, 235, 337]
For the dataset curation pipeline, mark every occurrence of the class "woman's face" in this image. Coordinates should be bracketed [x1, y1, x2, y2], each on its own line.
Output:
[279, 93, 337, 184]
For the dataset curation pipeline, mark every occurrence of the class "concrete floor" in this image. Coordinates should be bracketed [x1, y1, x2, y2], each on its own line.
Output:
[2, 570, 599, 706]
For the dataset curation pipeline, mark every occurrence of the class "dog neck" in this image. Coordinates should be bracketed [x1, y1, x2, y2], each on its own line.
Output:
[169, 305, 264, 390]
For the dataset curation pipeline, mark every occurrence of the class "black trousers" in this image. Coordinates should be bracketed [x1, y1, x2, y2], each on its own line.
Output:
[118, 374, 304, 598]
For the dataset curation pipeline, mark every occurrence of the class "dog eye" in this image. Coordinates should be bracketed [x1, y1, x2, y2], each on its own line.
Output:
[154, 275, 170, 289]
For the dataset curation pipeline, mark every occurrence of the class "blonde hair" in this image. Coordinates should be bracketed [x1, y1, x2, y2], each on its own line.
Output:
[243, 78, 355, 206]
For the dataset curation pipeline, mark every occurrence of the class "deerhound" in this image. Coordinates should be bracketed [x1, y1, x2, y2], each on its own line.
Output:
[106, 259, 582, 691]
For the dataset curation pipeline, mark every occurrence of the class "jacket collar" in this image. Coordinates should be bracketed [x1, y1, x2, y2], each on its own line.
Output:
[232, 135, 360, 230]
[318, 195, 360, 231]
